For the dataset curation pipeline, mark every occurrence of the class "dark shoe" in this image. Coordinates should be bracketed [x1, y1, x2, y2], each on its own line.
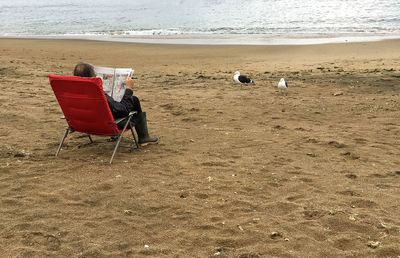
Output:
[109, 136, 118, 141]
[138, 136, 159, 146]
[135, 112, 159, 146]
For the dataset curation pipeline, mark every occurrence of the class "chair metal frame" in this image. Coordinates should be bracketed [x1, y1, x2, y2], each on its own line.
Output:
[55, 111, 139, 164]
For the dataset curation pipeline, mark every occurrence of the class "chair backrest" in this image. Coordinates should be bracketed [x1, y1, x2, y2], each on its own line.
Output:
[49, 74, 120, 136]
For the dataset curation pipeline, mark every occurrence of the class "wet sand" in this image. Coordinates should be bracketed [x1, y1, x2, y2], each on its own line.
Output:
[0, 38, 399, 257]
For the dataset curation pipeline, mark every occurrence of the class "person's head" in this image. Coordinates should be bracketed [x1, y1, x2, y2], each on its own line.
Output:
[73, 62, 96, 77]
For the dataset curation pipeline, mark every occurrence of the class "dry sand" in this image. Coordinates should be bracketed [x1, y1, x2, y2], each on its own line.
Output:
[0, 38, 399, 257]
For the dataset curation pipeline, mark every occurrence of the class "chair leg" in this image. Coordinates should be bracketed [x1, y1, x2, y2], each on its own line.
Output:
[110, 116, 132, 164]
[88, 135, 93, 143]
[110, 134, 123, 164]
[56, 128, 70, 156]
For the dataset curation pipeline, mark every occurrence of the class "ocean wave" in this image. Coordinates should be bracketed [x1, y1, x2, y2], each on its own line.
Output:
[1, 0, 400, 42]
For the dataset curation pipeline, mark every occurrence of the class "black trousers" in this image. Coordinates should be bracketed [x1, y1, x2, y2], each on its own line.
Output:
[131, 95, 142, 113]
[117, 95, 143, 129]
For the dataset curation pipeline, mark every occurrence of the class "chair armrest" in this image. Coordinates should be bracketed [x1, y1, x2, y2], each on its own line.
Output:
[114, 111, 137, 124]
[128, 111, 137, 117]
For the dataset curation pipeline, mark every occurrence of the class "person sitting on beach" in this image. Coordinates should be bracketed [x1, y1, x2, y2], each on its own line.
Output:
[73, 62, 159, 146]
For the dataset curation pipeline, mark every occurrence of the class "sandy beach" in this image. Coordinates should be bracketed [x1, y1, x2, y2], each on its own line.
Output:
[0, 38, 399, 257]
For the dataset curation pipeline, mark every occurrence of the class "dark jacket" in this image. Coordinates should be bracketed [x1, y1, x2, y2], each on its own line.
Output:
[106, 89, 139, 128]
[105, 89, 135, 119]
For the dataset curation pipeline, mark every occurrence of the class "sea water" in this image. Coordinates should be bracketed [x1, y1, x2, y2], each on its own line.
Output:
[1, 0, 400, 44]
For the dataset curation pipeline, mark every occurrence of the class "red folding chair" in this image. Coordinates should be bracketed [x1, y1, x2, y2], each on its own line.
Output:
[48, 74, 138, 164]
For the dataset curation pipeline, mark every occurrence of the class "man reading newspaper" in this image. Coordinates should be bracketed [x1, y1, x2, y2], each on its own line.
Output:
[73, 62, 159, 146]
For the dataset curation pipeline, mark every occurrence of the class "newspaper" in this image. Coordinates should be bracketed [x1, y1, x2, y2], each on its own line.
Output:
[94, 66, 134, 102]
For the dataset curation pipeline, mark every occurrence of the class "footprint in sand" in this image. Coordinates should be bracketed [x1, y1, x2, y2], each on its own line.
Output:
[337, 189, 361, 197]
[345, 173, 357, 179]
[22, 232, 61, 251]
[303, 209, 327, 220]
[350, 199, 378, 208]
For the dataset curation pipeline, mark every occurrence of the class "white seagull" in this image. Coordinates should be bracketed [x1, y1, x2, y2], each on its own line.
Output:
[233, 71, 254, 84]
[277, 78, 288, 94]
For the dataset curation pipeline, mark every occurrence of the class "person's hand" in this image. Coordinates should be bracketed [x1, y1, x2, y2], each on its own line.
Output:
[126, 77, 134, 89]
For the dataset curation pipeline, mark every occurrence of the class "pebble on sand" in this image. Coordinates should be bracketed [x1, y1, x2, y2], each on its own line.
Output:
[270, 231, 283, 239]
[124, 210, 132, 215]
[367, 241, 381, 249]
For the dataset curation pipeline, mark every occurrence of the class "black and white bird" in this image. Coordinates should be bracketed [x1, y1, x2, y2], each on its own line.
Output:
[233, 71, 254, 84]
[277, 78, 288, 94]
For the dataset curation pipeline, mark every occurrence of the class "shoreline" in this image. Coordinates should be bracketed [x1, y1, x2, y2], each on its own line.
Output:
[2, 33, 400, 46]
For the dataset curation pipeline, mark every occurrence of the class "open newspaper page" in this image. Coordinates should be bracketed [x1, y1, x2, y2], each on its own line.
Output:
[94, 66, 115, 98]
[113, 68, 133, 102]
[94, 66, 133, 102]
